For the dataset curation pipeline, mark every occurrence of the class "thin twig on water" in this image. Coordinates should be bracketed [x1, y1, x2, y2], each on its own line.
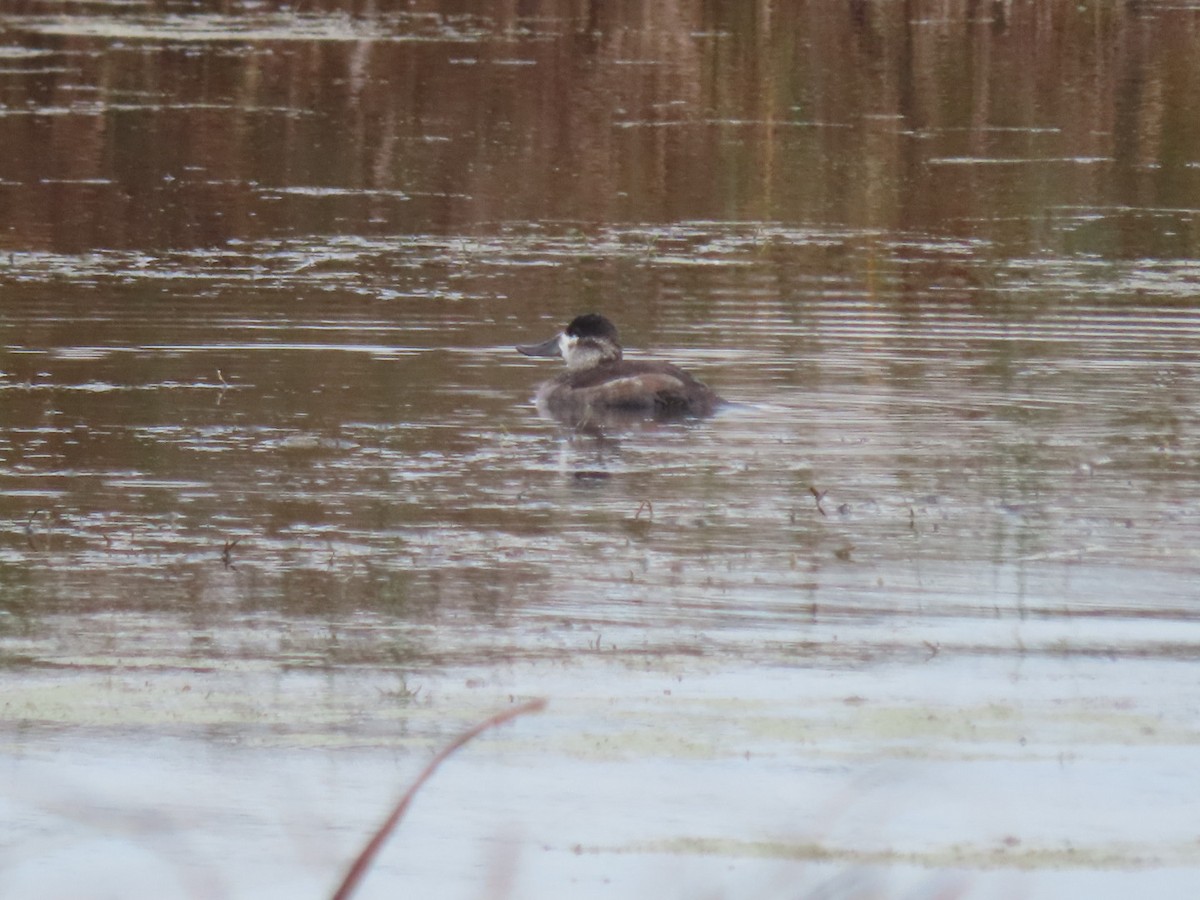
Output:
[330, 697, 548, 900]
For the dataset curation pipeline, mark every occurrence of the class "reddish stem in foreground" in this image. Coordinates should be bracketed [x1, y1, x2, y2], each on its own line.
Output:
[330, 698, 548, 900]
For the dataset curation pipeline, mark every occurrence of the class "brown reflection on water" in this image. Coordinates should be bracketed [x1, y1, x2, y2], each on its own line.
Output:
[2, 1, 1200, 251]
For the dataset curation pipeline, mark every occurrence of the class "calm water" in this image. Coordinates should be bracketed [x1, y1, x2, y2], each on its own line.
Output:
[3, 2, 1200, 898]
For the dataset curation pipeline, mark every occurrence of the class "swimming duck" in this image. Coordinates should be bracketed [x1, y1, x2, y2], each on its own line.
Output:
[516, 313, 721, 424]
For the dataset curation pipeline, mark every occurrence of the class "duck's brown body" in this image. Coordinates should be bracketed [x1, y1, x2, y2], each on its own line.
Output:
[535, 359, 719, 419]
[517, 313, 721, 425]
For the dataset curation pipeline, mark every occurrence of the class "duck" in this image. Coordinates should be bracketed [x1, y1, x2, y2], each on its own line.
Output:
[516, 313, 721, 424]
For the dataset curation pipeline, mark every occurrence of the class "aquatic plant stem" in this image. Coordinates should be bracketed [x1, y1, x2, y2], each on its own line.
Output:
[330, 698, 548, 900]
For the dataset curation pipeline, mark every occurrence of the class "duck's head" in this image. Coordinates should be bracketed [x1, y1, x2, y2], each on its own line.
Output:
[516, 313, 623, 371]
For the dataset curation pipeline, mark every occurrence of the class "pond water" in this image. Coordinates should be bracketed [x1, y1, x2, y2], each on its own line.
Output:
[2, 2, 1200, 898]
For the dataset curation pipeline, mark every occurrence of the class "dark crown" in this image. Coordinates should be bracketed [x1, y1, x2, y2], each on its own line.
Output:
[566, 313, 620, 344]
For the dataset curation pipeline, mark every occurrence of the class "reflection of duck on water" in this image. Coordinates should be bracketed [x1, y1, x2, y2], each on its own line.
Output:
[516, 313, 722, 425]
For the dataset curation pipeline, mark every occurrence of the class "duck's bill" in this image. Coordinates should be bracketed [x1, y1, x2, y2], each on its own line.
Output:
[515, 334, 562, 357]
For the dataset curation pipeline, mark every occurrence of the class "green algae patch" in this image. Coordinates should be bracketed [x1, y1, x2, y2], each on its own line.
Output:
[554, 726, 723, 762]
[610, 836, 1200, 870]
[0, 668, 503, 750]
[730, 696, 1200, 763]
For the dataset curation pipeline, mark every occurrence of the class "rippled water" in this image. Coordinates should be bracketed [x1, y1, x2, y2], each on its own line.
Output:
[3, 2, 1200, 898]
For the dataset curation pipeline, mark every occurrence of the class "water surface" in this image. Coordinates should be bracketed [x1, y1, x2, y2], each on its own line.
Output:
[2, 2, 1200, 898]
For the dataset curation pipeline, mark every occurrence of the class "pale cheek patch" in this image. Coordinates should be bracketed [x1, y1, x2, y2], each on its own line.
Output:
[562, 334, 591, 369]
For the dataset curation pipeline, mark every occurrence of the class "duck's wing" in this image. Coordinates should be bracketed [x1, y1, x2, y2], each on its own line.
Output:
[564, 362, 716, 414]
[586, 370, 695, 409]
